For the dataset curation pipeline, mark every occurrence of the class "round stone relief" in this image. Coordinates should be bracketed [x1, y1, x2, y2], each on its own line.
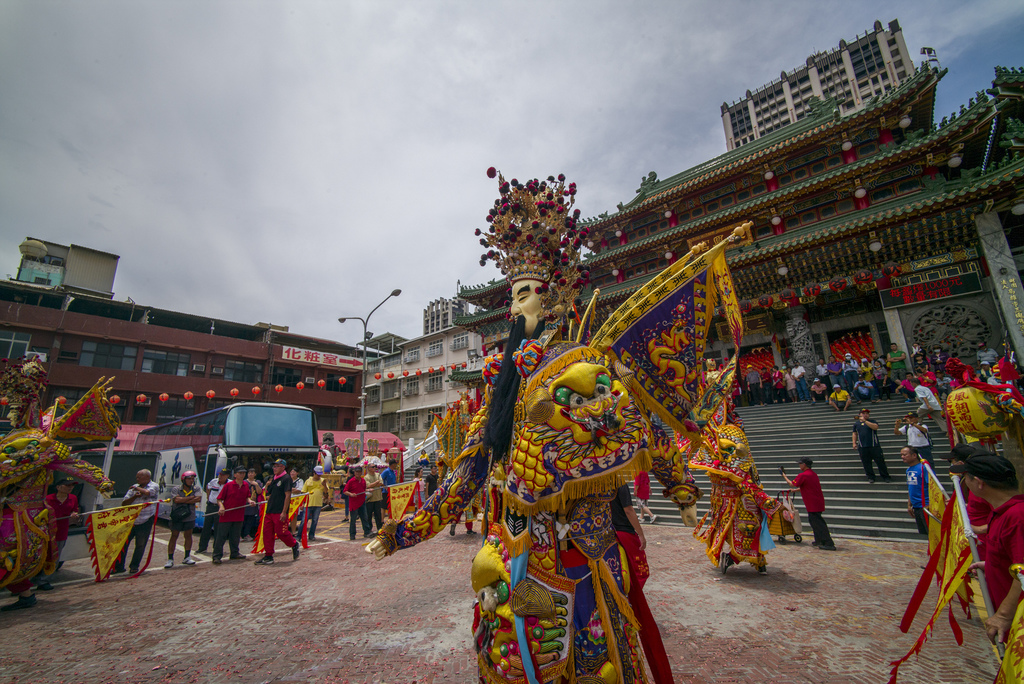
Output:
[910, 304, 992, 358]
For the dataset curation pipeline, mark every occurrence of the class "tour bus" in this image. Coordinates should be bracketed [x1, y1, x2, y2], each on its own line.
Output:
[134, 402, 319, 526]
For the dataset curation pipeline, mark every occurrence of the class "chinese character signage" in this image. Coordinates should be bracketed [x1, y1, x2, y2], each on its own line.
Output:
[878, 273, 982, 309]
[280, 346, 362, 369]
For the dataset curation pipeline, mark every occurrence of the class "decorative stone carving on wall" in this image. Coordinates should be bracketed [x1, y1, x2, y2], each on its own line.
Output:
[785, 307, 818, 368]
[909, 303, 993, 361]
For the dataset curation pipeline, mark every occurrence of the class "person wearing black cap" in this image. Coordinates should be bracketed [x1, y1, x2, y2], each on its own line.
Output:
[254, 459, 300, 565]
[852, 408, 891, 484]
[954, 454, 1024, 644]
[947, 444, 993, 555]
[780, 458, 835, 550]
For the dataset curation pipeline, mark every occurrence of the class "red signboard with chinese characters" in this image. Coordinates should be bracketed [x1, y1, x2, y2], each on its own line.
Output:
[280, 346, 362, 369]
[878, 272, 982, 308]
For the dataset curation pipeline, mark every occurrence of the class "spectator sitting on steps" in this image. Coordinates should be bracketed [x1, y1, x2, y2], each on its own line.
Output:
[810, 378, 828, 403]
[852, 378, 879, 404]
[828, 384, 851, 412]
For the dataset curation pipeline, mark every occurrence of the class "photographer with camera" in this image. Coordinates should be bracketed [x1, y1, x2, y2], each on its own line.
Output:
[852, 408, 891, 483]
[893, 412, 933, 468]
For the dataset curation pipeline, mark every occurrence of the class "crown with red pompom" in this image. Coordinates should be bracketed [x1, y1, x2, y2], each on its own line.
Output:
[475, 167, 591, 321]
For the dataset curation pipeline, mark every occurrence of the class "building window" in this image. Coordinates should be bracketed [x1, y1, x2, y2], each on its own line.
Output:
[451, 333, 469, 351]
[315, 407, 338, 431]
[0, 330, 31, 360]
[271, 366, 302, 387]
[381, 413, 399, 433]
[366, 417, 379, 432]
[142, 350, 191, 376]
[404, 378, 419, 396]
[367, 359, 382, 373]
[426, 339, 444, 358]
[382, 380, 400, 400]
[156, 397, 192, 422]
[404, 347, 420, 363]
[80, 341, 137, 371]
[383, 354, 402, 369]
[403, 412, 419, 432]
[367, 386, 381, 404]
[426, 371, 444, 392]
[224, 360, 263, 383]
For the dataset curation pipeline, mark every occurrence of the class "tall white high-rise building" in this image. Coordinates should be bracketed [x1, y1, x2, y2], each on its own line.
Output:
[721, 19, 914, 151]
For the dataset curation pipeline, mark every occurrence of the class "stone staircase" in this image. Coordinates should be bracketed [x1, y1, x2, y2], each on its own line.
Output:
[641, 398, 950, 542]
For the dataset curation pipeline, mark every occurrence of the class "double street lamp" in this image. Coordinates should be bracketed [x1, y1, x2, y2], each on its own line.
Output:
[339, 288, 402, 460]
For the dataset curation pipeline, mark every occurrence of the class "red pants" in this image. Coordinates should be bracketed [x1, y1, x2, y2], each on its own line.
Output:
[262, 513, 297, 556]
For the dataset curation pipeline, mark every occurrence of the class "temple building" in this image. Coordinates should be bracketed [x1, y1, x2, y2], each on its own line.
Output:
[454, 62, 1024, 386]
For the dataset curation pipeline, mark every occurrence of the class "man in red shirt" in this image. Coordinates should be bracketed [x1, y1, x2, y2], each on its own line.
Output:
[946, 443, 993, 557]
[956, 454, 1024, 645]
[34, 480, 80, 590]
[213, 467, 250, 564]
[781, 458, 836, 551]
[343, 464, 370, 541]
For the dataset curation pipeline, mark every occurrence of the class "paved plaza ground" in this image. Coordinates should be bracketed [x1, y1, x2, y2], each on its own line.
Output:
[0, 509, 999, 684]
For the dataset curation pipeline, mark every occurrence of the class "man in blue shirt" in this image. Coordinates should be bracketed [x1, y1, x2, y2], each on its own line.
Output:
[380, 458, 398, 512]
[901, 446, 930, 535]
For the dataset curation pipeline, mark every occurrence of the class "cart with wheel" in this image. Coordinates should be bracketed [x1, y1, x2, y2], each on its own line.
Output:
[767, 490, 803, 543]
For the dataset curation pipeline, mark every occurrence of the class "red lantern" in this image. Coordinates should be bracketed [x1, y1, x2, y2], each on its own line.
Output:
[854, 269, 874, 284]
[274, 384, 284, 393]
[339, 377, 347, 385]
[402, 370, 409, 377]
[829, 278, 848, 292]
[462, 362, 467, 368]
[184, 391, 194, 401]
[780, 287, 796, 300]
[56, 396, 67, 405]
[757, 295, 774, 309]
[882, 261, 901, 278]
[803, 284, 821, 297]
[374, 373, 382, 380]
[428, 367, 435, 373]
[387, 372, 394, 379]
[206, 390, 216, 399]
[136, 394, 148, 404]
[317, 379, 326, 388]
[158, 393, 169, 402]
[739, 300, 752, 314]
[110, 395, 120, 405]
[252, 386, 261, 395]
[230, 388, 240, 397]
[296, 382, 305, 391]
[0, 397, 8, 406]
[415, 370, 422, 376]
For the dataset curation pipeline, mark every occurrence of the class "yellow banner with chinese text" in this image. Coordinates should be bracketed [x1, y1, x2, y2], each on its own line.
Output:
[388, 482, 418, 520]
[86, 503, 147, 581]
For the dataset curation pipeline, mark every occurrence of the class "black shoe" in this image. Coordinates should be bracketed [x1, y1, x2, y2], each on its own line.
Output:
[212, 558, 222, 565]
[113, 567, 126, 574]
[811, 542, 820, 547]
[466, 530, 476, 535]
[867, 479, 876, 484]
[882, 477, 893, 483]
[254, 556, 274, 565]
[229, 554, 247, 560]
[308, 536, 316, 542]
[819, 545, 837, 551]
[292, 543, 300, 560]
[449, 523, 456, 536]
[758, 565, 768, 575]
[1, 595, 37, 611]
[128, 567, 139, 575]
[35, 582, 54, 591]
[197, 549, 208, 555]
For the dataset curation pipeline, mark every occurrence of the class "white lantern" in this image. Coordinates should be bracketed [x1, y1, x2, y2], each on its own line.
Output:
[1011, 200, 1024, 216]
[777, 265, 789, 276]
[948, 153, 962, 168]
[869, 240, 883, 252]
[854, 187, 867, 199]
[664, 210, 673, 219]
[771, 215, 782, 226]
[611, 268, 620, 276]
[615, 230, 622, 237]
[899, 115, 912, 129]
[763, 170, 774, 180]
[841, 140, 853, 152]
[664, 251, 673, 260]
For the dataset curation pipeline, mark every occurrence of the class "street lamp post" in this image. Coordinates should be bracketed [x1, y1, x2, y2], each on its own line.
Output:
[339, 288, 401, 461]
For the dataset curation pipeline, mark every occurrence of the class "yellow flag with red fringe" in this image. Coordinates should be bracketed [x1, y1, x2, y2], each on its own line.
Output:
[388, 482, 418, 519]
[86, 503, 147, 581]
[252, 494, 308, 555]
[996, 568, 1024, 684]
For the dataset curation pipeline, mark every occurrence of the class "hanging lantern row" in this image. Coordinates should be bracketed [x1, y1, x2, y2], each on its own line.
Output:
[735, 262, 903, 313]
[373, 363, 468, 381]
[87, 374, 359, 408]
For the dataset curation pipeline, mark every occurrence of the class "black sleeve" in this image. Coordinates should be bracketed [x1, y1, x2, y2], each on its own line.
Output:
[616, 483, 632, 510]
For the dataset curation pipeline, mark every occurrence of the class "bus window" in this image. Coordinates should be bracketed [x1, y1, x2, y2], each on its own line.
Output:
[224, 405, 316, 447]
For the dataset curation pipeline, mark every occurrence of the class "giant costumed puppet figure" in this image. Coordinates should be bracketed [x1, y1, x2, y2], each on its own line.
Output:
[0, 358, 118, 610]
[366, 169, 752, 683]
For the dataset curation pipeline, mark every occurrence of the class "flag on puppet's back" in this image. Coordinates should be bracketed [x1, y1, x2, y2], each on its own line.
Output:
[590, 242, 744, 437]
[86, 503, 148, 581]
[252, 493, 309, 555]
[387, 482, 418, 519]
[996, 567, 1024, 684]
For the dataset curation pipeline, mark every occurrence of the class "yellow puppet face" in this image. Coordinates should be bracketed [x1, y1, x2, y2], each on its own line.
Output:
[509, 278, 545, 333]
[506, 344, 644, 508]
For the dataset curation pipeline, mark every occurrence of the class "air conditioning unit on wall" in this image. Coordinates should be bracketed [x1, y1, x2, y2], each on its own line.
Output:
[192, 364, 206, 372]
[305, 377, 316, 384]
[211, 367, 224, 375]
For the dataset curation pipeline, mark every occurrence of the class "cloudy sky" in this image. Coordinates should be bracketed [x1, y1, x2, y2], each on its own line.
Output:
[2, 1, 1022, 346]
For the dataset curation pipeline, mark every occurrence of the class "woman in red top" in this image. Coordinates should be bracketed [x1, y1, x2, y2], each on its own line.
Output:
[343, 464, 371, 540]
[632, 470, 657, 523]
[34, 480, 80, 590]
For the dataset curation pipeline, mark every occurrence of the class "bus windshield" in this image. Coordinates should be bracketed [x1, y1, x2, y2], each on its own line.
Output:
[224, 404, 317, 447]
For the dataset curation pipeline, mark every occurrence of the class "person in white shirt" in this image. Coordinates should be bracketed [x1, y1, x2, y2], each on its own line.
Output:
[198, 468, 229, 554]
[791, 364, 810, 402]
[893, 412, 933, 467]
[910, 378, 946, 432]
[114, 470, 160, 574]
[842, 354, 861, 396]
[815, 358, 830, 384]
[976, 342, 999, 367]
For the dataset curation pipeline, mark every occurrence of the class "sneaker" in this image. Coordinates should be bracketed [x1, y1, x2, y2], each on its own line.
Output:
[466, 529, 476, 535]
[35, 582, 54, 591]
[0, 595, 37, 611]
[183, 556, 196, 566]
[867, 479, 876, 484]
[883, 477, 893, 483]
[229, 554, 247, 560]
[757, 565, 768, 575]
[292, 543, 300, 560]
[649, 515, 658, 524]
[164, 559, 174, 569]
[818, 545, 837, 551]
[254, 556, 274, 565]
[449, 523, 456, 536]
[212, 558, 222, 565]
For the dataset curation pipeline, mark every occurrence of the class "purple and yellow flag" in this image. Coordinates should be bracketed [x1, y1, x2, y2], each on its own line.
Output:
[591, 227, 746, 437]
